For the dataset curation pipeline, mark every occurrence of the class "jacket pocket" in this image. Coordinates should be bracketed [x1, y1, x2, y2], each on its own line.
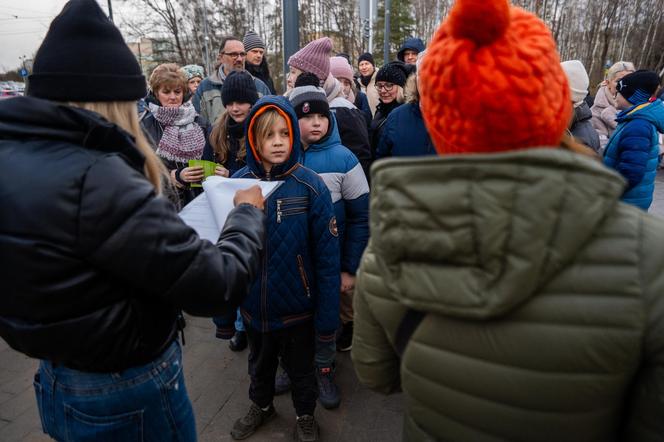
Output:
[296, 254, 311, 298]
[276, 197, 309, 223]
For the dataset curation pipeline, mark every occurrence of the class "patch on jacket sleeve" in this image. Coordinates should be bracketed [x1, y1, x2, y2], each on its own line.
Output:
[329, 217, 338, 237]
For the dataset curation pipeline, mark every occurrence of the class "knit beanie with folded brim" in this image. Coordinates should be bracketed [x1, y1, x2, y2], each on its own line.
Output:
[288, 37, 333, 81]
[420, 0, 571, 154]
[376, 61, 413, 88]
[28, 0, 146, 101]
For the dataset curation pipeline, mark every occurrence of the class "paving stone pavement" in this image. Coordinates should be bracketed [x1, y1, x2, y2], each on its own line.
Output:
[0, 315, 404, 442]
[3, 169, 664, 442]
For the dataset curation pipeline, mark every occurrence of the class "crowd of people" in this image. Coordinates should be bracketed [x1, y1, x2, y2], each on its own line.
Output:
[1, 0, 664, 441]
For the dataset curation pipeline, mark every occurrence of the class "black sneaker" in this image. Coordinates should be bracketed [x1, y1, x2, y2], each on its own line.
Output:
[274, 370, 291, 395]
[294, 415, 319, 442]
[316, 367, 340, 409]
[229, 331, 248, 352]
[336, 321, 353, 352]
[231, 403, 275, 440]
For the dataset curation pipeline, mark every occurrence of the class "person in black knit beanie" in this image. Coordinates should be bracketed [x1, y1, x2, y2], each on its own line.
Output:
[2, 1, 266, 441]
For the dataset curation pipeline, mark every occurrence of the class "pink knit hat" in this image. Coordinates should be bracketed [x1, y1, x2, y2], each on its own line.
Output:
[288, 37, 333, 81]
[330, 56, 354, 83]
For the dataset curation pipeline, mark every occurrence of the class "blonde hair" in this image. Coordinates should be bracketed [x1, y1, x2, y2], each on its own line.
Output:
[68, 101, 168, 193]
[210, 111, 247, 164]
[149, 63, 187, 94]
[252, 109, 284, 155]
[607, 61, 635, 81]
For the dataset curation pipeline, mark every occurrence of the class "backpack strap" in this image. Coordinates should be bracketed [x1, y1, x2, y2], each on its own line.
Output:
[394, 309, 426, 358]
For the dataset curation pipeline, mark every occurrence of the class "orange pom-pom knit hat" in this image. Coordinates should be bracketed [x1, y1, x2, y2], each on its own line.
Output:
[420, 0, 572, 154]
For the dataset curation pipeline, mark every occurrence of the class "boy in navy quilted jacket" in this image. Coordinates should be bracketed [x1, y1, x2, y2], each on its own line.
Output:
[603, 70, 664, 210]
[220, 95, 340, 442]
[286, 77, 369, 410]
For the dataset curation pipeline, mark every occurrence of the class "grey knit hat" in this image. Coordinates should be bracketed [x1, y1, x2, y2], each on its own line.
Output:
[243, 31, 265, 52]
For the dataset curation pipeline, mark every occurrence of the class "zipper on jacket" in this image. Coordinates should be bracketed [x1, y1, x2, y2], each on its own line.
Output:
[277, 199, 282, 223]
[296, 255, 311, 298]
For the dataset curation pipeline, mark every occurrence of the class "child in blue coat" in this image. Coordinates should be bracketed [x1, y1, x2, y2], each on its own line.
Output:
[604, 70, 664, 210]
[220, 96, 340, 442]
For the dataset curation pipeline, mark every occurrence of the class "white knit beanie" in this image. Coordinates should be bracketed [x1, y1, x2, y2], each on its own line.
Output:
[561, 60, 589, 108]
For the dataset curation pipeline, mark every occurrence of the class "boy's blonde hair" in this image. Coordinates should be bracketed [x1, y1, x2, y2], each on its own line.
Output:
[248, 107, 293, 161]
[69, 101, 168, 193]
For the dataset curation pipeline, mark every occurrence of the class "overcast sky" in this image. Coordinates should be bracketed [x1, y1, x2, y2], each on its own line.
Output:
[0, 0, 116, 73]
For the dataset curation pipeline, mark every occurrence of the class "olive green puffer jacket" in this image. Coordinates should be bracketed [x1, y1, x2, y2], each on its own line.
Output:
[352, 148, 664, 442]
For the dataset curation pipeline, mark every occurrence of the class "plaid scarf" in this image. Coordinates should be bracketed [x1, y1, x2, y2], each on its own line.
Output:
[149, 102, 205, 162]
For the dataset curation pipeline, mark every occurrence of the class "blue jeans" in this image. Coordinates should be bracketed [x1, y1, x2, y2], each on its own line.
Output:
[33, 341, 196, 442]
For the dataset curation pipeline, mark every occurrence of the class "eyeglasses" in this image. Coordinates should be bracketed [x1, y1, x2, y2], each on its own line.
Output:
[222, 52, 246, 59]
[375, 83, 395, 92]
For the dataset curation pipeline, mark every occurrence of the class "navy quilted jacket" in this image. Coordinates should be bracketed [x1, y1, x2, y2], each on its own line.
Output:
[223, 96, 340, 339]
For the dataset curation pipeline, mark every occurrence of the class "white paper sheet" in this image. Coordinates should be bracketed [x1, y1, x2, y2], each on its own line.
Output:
[179, 176, 281, 243]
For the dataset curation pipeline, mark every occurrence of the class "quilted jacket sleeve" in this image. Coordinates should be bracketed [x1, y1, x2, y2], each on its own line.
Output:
[622, 214, 664, 440]
[77, 154, 265, 317]
[340, 157, 370, 274]
[309, 180, 341, 339]
[615, 119, 653, 190]
[351, 243, 401, 394]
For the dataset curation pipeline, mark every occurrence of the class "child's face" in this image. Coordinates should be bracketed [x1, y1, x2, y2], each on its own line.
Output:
[615, 92, 631, 110]
[299, 113, 329, 147]
[257, 115, 291, 170]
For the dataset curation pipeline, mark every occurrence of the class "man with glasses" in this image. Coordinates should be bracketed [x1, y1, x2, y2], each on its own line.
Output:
[193, 36, 272, 124]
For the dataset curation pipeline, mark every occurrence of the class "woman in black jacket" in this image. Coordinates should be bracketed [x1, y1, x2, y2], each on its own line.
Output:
[0, 2, 265, 441]
[370, 61, 411, 159]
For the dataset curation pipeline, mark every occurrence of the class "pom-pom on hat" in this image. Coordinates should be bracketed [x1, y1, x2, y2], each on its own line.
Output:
[420, 0, 571, 155]
[616, 70, 660, 105]
[288, 37, 333, 81]
[222, 70, 258, 107]
[28, 0, 146, 102]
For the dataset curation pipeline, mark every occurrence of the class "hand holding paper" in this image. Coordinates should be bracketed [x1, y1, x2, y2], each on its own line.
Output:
[179, 176, 281, 243]
[234, 186, 265, 210]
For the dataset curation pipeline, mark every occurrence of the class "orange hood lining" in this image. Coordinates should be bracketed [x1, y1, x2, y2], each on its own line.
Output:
[247, 104, 295, 164]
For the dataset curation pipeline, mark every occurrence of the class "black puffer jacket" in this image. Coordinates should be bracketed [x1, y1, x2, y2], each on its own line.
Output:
[0, 96, 265, 372]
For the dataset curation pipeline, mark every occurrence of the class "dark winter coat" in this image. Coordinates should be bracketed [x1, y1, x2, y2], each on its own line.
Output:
[0, 96, 265, 372]
[140, 110, 211, 207]
[354, 91, 373, 129]
[604, 99, 664, 210]
[376, 102, 435, 159]
[202, 117, 246, 176]
[370, 100, 402, 159]
[569, 102, 600, 152]
[220, 96, 340, 340]
[353, 148, 664, 441]
[301, 113, 370, 275]
[246, 59, 277, 95]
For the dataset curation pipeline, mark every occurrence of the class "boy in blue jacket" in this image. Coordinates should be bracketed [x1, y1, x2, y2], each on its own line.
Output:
[604, 70, 664, 210]
[287, 78, 370, 409]
[220, 96, 340, 442]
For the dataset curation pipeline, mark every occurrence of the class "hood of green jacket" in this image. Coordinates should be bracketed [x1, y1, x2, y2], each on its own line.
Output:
[368, 148, 627, 319]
